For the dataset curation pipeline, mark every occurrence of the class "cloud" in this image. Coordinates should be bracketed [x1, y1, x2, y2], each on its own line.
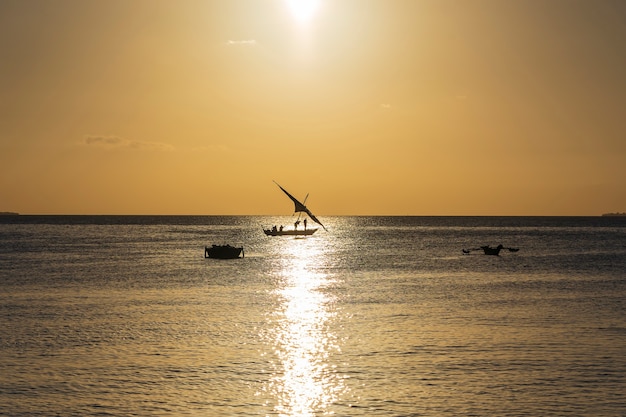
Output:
[380, 103, 392, 110]
[83, 136, 124, 147]
[226, 39, 257, 46]
[81, 136, 174, 151]
[192, 144, 232, 153]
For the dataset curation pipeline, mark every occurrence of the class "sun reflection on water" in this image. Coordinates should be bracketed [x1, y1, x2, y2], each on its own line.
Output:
[263, 238, 345, 416]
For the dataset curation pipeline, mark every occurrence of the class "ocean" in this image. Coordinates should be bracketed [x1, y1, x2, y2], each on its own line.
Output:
[0, 215, 625, 416]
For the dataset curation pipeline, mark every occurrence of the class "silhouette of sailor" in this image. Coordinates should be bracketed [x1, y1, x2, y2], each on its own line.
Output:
[303, 218, 308, 230]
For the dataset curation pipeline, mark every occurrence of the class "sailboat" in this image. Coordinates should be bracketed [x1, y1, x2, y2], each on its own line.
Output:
[264, 181, 326, 236]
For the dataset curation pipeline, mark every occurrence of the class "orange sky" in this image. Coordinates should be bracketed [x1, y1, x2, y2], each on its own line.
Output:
[1, 0, 625, 215]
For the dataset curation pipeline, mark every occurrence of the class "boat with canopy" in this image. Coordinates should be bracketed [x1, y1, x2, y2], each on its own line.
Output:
[204, 244, 244, 259]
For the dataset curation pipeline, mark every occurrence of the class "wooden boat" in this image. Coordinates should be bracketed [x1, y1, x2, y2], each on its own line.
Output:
[266, 181, 327, 237]
[263, 227, 317, 236]
[462, 244, 519, 256]
[481, 244, 504, 255]
[204, 244, 243, 259]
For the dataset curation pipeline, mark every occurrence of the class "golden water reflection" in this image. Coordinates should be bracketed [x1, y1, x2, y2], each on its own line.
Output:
[264, 239, 345, 416]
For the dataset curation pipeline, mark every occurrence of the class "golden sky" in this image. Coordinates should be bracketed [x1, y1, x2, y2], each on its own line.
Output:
[1, 0, 625, 215]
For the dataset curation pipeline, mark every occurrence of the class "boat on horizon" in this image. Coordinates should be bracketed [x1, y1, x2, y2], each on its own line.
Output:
[265, 181, 326, 237]
[263, 226, 317, 236]
[462, 245, 519, 256]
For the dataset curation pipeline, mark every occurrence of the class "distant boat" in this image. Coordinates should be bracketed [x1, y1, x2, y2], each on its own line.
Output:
[462, 245, 519, 256]
[266, 181, 326, 237]
[481, 245, 504, 256]
[204, 244, 243, 259]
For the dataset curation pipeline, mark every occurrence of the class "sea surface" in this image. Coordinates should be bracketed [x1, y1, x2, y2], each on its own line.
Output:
[0, 215, 625, 416]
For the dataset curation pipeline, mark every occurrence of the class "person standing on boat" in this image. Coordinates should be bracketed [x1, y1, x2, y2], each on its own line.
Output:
[303, 218, 307, 230]
[294, 220, 300, 230]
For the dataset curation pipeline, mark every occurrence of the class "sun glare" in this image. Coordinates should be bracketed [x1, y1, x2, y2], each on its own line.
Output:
[286, 0, 321, 24]
[262, 238, 345, 416]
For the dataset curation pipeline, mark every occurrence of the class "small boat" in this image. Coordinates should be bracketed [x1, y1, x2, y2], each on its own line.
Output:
[462, 244, 519, 256]
[263, 227, 317, 236]
[267, 181, 327, 237]
[481, 244, 504, 256]
[204, 244, 244, 259]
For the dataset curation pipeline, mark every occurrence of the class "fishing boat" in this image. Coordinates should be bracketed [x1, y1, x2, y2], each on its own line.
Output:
[462, 245, 519, 256]
[481, 245, 505, 255]
[266, 181, 326, 237]
[263, 227, 317, 236]
[204, 244, 244, 259]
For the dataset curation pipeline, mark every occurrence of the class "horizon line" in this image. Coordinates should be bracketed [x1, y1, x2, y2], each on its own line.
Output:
[1, 213, 616, 217]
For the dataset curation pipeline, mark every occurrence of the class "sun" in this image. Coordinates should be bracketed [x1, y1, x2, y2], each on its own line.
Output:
[285, 0, 321, 24]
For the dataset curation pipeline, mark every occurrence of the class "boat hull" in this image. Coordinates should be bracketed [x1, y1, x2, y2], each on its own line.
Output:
[481, 246, 502, 255]
[205, 245, 243, 259]
[463, 244, 518, 255]
[264, 228, 317, 236]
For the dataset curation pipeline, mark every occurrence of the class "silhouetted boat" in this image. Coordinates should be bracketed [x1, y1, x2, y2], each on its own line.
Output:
[462, 245, 519, 256]
[204, 244, 243, 259]
[263, 227, 317, 236]
[266, 181, 326, 237]
[481, 245, 504, 255]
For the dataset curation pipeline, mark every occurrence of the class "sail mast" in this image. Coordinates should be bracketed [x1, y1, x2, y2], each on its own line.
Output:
[273, 181, 326, 231]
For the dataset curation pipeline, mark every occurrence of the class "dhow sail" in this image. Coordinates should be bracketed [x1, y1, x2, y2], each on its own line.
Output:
[273, 181, 326, 231]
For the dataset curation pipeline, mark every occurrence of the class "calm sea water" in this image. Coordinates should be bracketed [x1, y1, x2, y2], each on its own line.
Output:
[0, 216, 625, 416]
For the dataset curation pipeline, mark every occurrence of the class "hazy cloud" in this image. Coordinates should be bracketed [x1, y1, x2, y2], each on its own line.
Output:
[226, 39, 257, 46]
[192, 145, 232, 153]
[82, 136, 175, 151]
